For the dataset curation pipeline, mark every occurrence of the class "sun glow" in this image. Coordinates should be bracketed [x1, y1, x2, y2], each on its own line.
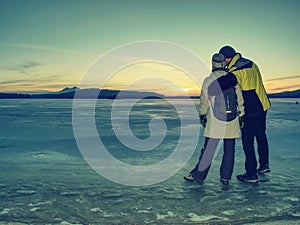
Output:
[102, 61, 202, 96]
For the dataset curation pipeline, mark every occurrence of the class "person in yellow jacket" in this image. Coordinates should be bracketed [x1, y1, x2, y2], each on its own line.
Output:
[208, 45, 271, 183]
[184, 53, 244, 185]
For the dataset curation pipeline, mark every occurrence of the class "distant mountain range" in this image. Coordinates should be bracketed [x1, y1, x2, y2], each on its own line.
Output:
[0, 87, 299, 99]
[267, 89, 300, 98]
[0, 87, 164, 99]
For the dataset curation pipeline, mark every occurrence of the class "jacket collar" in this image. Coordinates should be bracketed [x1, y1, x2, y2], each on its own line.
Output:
[228, 53, 241, 70]
[210, 69, 227, 79]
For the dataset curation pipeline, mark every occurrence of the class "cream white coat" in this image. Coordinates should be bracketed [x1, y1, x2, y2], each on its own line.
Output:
[200, 70, 245, 139]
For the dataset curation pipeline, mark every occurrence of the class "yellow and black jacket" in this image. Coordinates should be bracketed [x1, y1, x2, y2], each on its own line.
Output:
[208, 53, 270, 117]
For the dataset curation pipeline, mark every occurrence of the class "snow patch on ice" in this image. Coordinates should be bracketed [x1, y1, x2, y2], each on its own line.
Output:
[292, 212, 300, 217]
[156, 211, 175, 220]
[222, 210, 235, 216]
[28, 200, 52, 207]
[32, 152, 52, 159]
[187, 213, 228, 222]
[284, 196, 299, 202]
[16, 189, 35, 195]
[0, 208, 13, 215]
[90, 207, 102, 212]
[30, 207, 40, 212]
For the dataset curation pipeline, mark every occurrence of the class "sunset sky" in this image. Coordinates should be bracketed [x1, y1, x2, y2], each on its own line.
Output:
[0, 0, 299, 96]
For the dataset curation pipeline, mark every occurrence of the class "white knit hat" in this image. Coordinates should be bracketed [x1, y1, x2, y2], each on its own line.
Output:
[212, 53, 226, 69]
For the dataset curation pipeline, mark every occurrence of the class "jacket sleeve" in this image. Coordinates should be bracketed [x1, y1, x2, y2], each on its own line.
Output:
[199, 78, 210, 115]
[207, 72, 238, 96]
[235, 84, 245, 117]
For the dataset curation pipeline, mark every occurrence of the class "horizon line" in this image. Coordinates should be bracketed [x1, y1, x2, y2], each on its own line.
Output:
[1, 86, 300, 97]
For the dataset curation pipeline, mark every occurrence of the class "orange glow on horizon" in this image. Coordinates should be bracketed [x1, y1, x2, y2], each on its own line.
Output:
[264, 76, 300, 94]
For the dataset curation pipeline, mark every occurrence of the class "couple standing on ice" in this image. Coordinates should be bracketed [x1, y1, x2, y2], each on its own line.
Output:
[184, 45, 271, 185]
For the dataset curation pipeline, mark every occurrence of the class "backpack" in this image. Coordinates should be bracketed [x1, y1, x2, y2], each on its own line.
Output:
[212, 86, 239, 122]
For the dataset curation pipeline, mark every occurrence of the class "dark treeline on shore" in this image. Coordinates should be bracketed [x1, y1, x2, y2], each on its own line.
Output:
[0, 87, 299, 99]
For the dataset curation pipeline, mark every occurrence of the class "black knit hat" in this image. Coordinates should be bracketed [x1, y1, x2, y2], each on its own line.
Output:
[219, 45, 236, 58]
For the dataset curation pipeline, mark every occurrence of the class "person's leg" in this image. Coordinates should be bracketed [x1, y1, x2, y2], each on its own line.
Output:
[220, 138, 235, 181]
[241, 116, 257, 177]
[255, 111, 270, 169]
[189, 137, 209, 174]
[191, 137, 220, 181]
[184, 137, 210, 182]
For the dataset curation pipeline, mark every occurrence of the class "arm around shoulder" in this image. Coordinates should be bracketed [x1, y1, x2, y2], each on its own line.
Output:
[207, 72, 238, 95]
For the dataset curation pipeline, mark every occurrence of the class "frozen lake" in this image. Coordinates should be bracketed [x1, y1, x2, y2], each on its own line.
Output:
[0, 98, 299, 224]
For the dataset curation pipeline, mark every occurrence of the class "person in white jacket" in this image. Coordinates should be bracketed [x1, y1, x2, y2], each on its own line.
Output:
[184, 53, 244, 185]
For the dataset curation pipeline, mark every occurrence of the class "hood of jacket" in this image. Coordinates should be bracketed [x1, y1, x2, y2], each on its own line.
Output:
[228, 53, 252, 71]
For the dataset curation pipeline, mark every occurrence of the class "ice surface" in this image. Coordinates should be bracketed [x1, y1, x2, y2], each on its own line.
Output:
[0, 98, 299, 224]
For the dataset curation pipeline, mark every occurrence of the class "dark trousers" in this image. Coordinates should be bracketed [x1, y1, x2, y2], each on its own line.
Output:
[190, 137, 235, 181]
[242, 111, 269, 176]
